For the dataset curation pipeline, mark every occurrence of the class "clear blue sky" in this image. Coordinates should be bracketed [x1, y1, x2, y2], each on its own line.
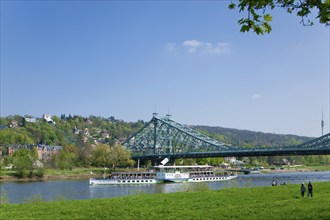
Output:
[1, 1, 329, 137]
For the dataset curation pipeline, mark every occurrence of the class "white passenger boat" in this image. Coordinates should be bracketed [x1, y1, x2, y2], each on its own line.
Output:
[90, 165, 236, 185]
[89, 171, 157, 185]
[154, 165, 237, 183]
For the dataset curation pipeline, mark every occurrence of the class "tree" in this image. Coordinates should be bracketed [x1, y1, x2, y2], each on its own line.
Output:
[108, 144, 134, 170]
[91, 144, 111, 167]
[0, 128, 34, 145]
[12, 148, 38, 178]
[57, 144, 78, 170]
[229, 0, 330, 35]
[77, 143, 93, 167]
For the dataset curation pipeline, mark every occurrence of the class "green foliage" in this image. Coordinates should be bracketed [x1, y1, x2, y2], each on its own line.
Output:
[12, 148, 34, 178]
[108, 144, 134, 169]
[0, 128, 34, 145]
[0, 115, 145, 147]
[76, 143, 93, 167]
[194, 125, 311, 148]
[33, 166, 45, 177]
[91, 144, 134, 169]
[229, 0, 330, 35]
[0, 157, 5, 176]
[195, 157, 224, 165]
[0, 182, 329, 219]
[57, 144, 78, 170]
[91, 144, 111, 167]
[9, 148, 47, 177]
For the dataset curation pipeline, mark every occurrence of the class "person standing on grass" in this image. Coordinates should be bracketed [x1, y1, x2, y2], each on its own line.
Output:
[301, 183, 306, 197]
[307, 181, 313, 197]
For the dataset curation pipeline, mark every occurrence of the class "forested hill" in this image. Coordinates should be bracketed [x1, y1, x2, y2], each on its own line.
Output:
[193, 125, 312, 149]
[0, 114, 312, 148]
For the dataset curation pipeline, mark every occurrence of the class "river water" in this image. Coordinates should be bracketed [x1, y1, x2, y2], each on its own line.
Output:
[1, 171, 329, 204]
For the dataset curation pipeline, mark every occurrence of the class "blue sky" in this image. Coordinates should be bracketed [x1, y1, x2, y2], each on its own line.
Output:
[1, 1, 329, 137]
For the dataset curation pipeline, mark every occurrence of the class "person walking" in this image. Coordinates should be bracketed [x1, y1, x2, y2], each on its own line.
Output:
[301, 183, 306, 197]
[307, 181, 313, 197]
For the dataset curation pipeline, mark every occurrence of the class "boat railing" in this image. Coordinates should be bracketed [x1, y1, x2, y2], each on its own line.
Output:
[110, 174, 156, 180]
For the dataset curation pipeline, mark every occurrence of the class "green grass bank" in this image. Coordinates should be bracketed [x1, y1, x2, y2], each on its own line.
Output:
[1, 182, 329, 220]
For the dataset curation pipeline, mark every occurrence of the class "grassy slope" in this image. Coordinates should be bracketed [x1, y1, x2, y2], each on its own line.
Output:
[0, 182, 329, 220]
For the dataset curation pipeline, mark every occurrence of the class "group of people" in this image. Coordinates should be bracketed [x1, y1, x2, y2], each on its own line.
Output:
[272, 180, 313, 198]
[271, 180, 286, 186]
[301, 181, 313, 197]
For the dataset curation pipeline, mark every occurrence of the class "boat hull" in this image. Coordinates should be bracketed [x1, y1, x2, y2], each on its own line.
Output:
[187, 175, 237, 182]
[89, 178, 157, 185]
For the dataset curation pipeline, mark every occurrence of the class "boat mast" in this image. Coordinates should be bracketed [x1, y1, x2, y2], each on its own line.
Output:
[137, 158, 140, 171]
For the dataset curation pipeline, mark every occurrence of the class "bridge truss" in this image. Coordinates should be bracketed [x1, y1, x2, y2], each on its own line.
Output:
[123, 114, 236, 156]
[123, 114, 330, 160]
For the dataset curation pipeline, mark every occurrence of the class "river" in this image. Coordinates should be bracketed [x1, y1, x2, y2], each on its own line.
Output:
[1, 171, 329, 204]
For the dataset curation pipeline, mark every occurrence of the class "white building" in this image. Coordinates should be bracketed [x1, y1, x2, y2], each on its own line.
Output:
[43, 114, 55, 125]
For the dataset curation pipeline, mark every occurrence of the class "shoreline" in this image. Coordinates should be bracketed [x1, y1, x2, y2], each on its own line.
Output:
[260, 168, 326, 174]
[0, 173, 102, 182]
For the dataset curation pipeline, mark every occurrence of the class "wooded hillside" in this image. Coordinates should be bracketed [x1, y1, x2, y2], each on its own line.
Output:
[0, 114, 312, 149]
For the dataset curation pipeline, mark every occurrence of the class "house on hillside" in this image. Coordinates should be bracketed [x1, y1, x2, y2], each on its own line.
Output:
[43, 114, 55, 125]
[35, 145, 62, 160]
[7, 144, 35, 155]
[10, 120, 18, 128]
[25, 117, 37, 123]
[7, 144, 62, 161]
[74, 127, 82, 134]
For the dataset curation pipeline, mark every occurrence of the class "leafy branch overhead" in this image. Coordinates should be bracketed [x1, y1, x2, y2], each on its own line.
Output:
[229, 0, 330, 35]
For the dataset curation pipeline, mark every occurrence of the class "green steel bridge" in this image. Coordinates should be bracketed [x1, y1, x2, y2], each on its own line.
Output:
[123, 114, 330, 161]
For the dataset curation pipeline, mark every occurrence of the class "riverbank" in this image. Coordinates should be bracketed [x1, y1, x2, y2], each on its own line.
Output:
[1, 181, 329, 219]
[0, 173, 96, 182]
[0, 167, 105, 182]
[1, 165, 329, 182]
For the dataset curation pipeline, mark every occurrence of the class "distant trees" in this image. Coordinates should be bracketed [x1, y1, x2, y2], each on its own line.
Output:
[195, 157, 224, 166]
[57, 144, 78, 170]
[0, 128, 34, 145]
[77, 143, 93, 167]
[0, 114, 145, 147]
[194, 125, 311, 148]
